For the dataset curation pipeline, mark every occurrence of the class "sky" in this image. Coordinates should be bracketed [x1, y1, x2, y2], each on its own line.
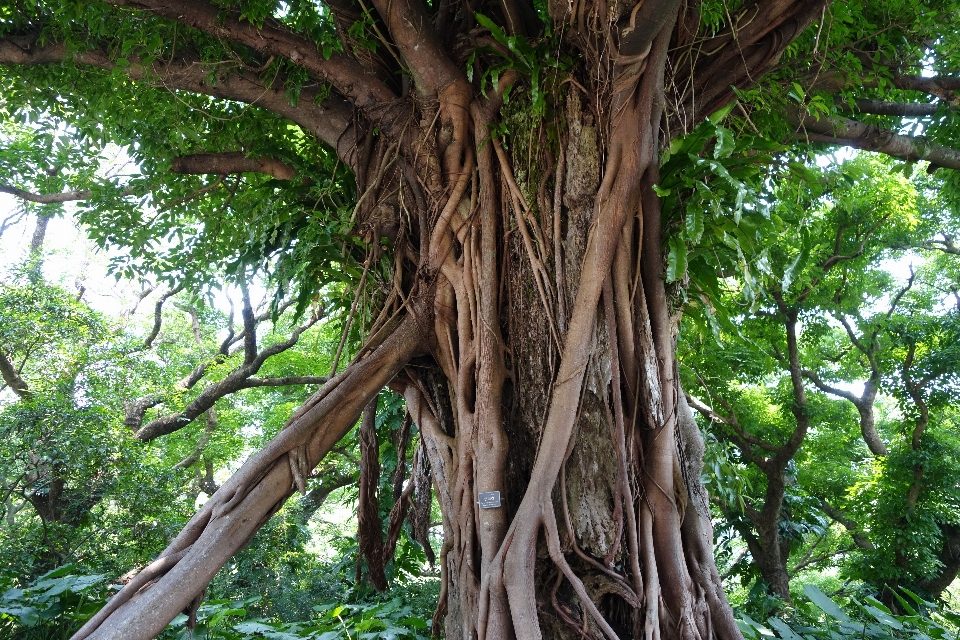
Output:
[0, 193, 149, 315]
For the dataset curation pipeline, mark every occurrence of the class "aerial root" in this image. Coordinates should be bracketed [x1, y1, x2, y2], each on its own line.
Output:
[288, 443, 309, 495]
[432, 538, 451, 637]
[543, 501, 622, 640]
[71, 546, 192, 640]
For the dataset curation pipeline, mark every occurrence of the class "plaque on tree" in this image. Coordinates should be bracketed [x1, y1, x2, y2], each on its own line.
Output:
[478, 491, 501, 509]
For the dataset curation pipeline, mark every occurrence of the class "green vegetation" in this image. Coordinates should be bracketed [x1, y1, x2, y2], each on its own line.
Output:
[2, 0, 960, 638]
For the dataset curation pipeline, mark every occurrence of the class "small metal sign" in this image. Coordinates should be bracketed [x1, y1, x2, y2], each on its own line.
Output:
[478, 491, 501, 509]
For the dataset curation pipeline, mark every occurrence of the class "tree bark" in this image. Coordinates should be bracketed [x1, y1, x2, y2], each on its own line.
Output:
[0, 1, 833, 638]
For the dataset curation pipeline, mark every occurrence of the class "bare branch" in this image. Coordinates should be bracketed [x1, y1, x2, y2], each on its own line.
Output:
[132, 310, 326, 441]
[142, 284, 186, 350]
[0, 183, 92, 204]
[819, 498, 874, 550]
[171, 153, 296, 180]
[0, 350, 31, 400]
[790, 109, 960, 170]
[848, 98, 945, 117]
[0, 210, 26, 237]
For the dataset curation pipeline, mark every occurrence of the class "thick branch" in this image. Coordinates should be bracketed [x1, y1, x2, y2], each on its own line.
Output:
[814, 72, 960, 101]
[171, 153, 296, 180]
[142, 284, 186, 350]
[239, 281, 257, 365]
[848, 98, 945, 117]
[917, 525, 960, 597]
[772, 300, 810, 464]
[0, 40, 357, 166]
[801, 369, 857, 404]
[0, 184, 92, 204]
[617, 0, 683, 57]
[802, 368, 887, 457]
[369, 0, 464, 97]
[918, 235, 960, 254]
[0, 350, 31, 400]
[819, 499, 874, 550]
[299, 471, 354, 523]
[102, 0, 407, 145]
[676, 0, 830, 121]
[790, 109, 960, 170]
[73, 313, 423, 640]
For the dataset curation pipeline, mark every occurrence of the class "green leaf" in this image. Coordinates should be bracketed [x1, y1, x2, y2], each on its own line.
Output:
[766, 617, 804, 640]
[864, 605, 903, 630]
[709, 103, 736, 124]
[667, 235, 688, 282]
[803, 584, 851, 622]
[714, 126, 735, 159]
[686, 203, 704, 243]
[474, 12, 508, 47]
[782, 230, 810, 293]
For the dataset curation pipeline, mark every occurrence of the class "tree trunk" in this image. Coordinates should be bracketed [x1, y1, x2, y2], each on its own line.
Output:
[61, 1, 830, 638]
[30, 212, 51, 254]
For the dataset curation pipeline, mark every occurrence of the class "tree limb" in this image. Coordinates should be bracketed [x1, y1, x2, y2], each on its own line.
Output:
[171, 153, 296, 180]
[801, 369, 858, 404]
[131, 310, 326, 441]
[299, 471, 354, 524]
[918, 235, 960, 254]
[0, 183, 92, 204]
[819, 498, 874, 550]
[369, 0, 464, 97]
[101, 0, 408, 147]
[802, 366, 887, 456]
[0, 210, 26, 237]
[239, 280, 257, 366]
[814, 71, 960, 101]
[142, 284, 186, 350]
[243, 376, 329, 387]
[173, 408, 219, 470]
[72, 313, 424, 640]
[674, 0, 830, 122]
[0, 349, 31, 400]
[0, 39, 358, 167]
[848, 98, 946, 117]
[124, 297, 298, 431]
[789, 108, 960, 170]
[685, 392, 780, 458]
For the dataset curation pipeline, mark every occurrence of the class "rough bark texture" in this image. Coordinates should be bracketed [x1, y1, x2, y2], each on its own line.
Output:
[0, 0, 837, 638]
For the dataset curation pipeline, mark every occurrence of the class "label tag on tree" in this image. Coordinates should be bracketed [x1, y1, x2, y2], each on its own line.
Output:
[478, 491, 501, 509]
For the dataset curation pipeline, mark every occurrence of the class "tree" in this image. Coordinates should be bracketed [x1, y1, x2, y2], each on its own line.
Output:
[3, 1, 960, 639]
[0, 262, 346, 584]
[681, 154, 920, 601]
